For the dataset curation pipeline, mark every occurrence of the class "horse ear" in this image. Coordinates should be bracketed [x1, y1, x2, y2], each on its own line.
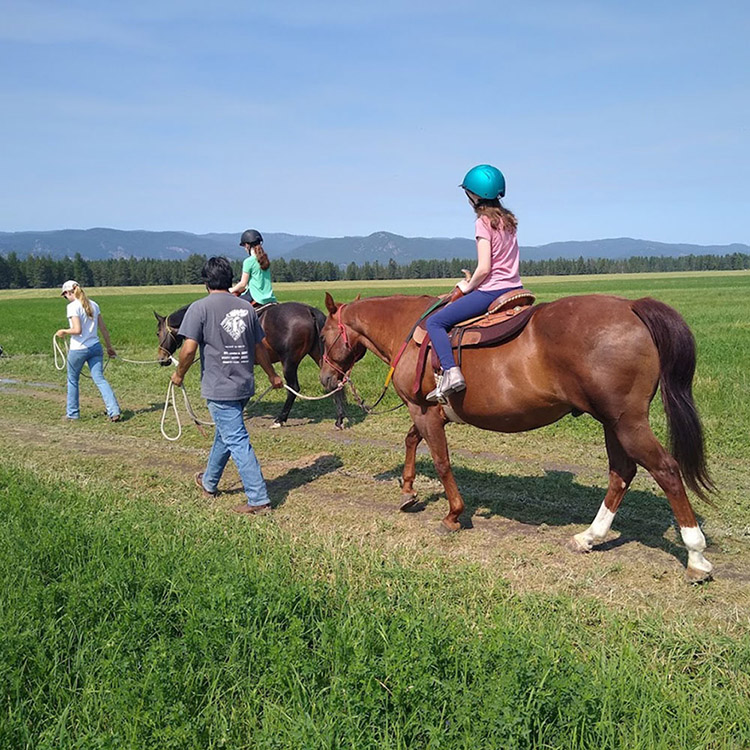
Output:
[324, 292, 338, 315]
[154, 311, 165, 323]
[353, 293, 361, 301]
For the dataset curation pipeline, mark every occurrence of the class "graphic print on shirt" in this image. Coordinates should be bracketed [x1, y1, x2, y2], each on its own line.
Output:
[220, 308, 250, 340]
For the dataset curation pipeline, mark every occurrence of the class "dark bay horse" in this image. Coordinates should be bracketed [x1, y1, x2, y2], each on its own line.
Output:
[156, 301, 347, 429]
[319, 292, 715, 581]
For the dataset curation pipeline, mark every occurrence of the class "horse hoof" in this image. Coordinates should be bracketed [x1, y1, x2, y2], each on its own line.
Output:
[334, 422, 345, 431]
[437, 519, 461, 535]
[271, 421, 283, 429]
[399, 492, 419, 512]
[686, 566, 713, 584]
[568, 534, 591, 554]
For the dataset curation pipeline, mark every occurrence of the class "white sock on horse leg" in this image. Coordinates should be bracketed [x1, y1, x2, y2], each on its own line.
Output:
[680, 525, 713, 574]
[574, 501, 616, 550]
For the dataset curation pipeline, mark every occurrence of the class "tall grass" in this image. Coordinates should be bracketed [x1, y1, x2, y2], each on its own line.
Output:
[1, 464, 749, 749]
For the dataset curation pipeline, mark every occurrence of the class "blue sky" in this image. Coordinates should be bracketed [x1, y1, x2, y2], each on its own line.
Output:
[1, 1, 748, 245]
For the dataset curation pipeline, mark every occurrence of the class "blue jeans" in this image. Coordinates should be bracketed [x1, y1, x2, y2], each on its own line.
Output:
[202, 399, 270, 508]
[66, 342, 120, 419]
[425, 287, 521, 371]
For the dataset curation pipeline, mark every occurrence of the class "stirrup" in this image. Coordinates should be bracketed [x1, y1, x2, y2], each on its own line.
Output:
[425, 371, 444, 402]
[426, 370, 465, 403]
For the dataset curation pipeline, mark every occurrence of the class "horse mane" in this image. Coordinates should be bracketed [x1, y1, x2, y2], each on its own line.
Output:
[345, 294, 437, 325]
[166, 304, 191, 329]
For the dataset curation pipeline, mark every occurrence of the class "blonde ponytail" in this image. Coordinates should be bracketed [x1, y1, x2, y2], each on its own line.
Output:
[72, 285, 94, 319]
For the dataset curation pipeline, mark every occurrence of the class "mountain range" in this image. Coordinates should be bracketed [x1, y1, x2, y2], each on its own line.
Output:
[0, 228, 747, 265]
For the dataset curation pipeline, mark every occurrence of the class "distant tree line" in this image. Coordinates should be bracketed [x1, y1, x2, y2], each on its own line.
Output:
[1, 250, 749, 289]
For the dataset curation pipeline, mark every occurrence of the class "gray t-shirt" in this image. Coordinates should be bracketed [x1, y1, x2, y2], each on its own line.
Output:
[178, 292, 265, 401]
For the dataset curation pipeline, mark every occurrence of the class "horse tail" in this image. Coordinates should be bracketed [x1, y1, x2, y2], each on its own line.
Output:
[631, 297, 715, 501]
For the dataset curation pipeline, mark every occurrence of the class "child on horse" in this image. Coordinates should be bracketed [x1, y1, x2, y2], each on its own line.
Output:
[229, 229, 278, 307]
[425, 164, 524, 402]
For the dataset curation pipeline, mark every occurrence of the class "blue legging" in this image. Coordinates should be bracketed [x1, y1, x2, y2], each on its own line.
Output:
[425, 287, 521, 371]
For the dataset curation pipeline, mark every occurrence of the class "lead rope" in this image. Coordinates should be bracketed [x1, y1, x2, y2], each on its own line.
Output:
[280, 380, 346, 401]
[159, 379, 347, 441]
[116, 356, 168, 365]
[54, 334, 178, 371]
[52, 335, 66, 371]
[160, 380, 216, 441]
[54, 333, 347, 439]
[346, 379, 405, 415]
[52, 335, 109, 378]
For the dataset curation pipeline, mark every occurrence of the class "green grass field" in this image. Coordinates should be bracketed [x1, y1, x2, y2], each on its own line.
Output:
[1, 272, 749, 748]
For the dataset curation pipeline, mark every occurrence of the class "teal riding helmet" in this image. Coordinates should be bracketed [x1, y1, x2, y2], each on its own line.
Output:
[460, 164, 506, 200]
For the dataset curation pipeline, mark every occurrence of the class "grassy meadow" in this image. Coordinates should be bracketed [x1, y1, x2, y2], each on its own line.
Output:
[1, 272, 749, 748]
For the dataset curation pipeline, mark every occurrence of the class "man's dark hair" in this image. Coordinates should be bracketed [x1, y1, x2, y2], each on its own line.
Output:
[201, 256, 234, 290]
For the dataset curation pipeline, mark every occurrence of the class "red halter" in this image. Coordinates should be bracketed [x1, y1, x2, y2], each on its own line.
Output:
[322, 304, 353, 382]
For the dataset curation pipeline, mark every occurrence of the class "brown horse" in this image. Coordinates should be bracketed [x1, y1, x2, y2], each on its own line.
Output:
[319, 292, 715, 581]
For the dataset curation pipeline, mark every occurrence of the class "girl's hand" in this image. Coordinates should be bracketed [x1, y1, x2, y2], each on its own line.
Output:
[106, 346, 117, 358]
[55, 329, 67, 338]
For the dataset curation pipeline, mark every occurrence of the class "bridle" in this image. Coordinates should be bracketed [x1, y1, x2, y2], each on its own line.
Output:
[321, 302, 408, 415]
[322, 304, 355, 383]
[158, 319, 181, 361]
[320, 295, 450, 414]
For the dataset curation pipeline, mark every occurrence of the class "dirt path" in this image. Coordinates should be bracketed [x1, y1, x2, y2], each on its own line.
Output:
[2, 379, 749, 633]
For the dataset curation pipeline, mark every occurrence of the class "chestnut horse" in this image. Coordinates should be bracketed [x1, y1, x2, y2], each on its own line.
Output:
[155, 301, 347, 429]
[319, 292, 715, 581]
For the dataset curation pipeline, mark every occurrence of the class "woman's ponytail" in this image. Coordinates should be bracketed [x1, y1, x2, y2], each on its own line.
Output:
[73, 285, 94, 319]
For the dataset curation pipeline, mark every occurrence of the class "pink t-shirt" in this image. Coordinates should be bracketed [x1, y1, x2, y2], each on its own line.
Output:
[474, 216, 522, 291]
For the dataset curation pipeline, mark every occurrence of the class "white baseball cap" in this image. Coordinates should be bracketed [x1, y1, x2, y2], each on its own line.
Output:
[60, 280, 79, 296]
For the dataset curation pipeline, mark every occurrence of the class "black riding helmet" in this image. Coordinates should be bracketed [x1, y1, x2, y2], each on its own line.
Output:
[239, 229, 263, 247]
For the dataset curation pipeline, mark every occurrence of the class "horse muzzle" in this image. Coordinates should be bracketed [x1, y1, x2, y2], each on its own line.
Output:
[320, 369, 341, 392]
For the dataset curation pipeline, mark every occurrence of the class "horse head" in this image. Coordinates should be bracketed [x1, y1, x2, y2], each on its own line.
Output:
[154, 311, 180, 366]
[319, 293, 367, 391]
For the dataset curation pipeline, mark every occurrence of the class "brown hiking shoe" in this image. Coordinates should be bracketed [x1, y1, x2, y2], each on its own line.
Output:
[231, 503, 272, 516]
[194, 472, 216, 499]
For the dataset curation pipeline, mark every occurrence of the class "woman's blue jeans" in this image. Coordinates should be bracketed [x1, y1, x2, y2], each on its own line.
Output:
[203, 399, 270, 507]
[66, 342, 120, 419]
[425, 287, 521, 371]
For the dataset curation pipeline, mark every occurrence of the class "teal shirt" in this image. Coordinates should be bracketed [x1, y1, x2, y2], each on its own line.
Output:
[242, 255, 277, 304]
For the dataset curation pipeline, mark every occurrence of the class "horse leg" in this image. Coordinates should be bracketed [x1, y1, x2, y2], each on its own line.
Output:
[332, 388, 348, 430]
[399, 422, 422, 511]
[613, 417, 713, 582]
[408, 405, 464, 532]
[272, 358, 300, 428]
[572, 426, 636, 552]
